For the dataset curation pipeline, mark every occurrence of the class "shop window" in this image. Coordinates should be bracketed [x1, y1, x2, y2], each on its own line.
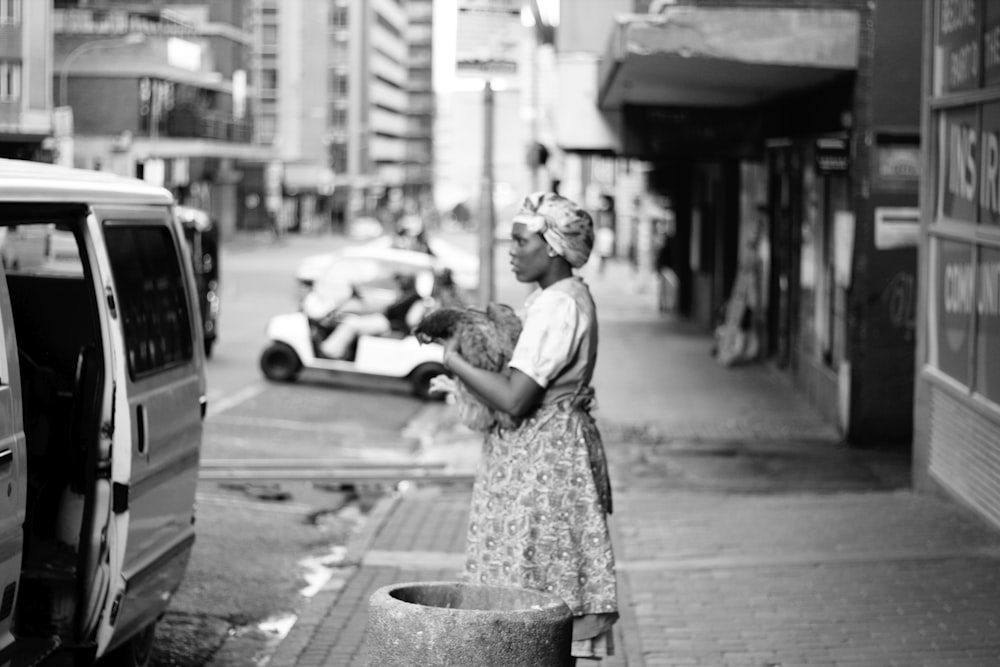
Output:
[976, 246, 1000, 402]
[931, 238, 974, 387]
[103, 223, 193, 379]
[931, 238, 1000, 405]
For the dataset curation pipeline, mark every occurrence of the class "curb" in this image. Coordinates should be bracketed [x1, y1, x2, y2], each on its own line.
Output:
[342, 491, 402, 567]
[264, 491, 403, 667]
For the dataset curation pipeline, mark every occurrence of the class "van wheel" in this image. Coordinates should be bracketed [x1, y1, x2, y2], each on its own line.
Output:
[101, 621, 156, 667]
[260, 342, 302, 382]
[410, 363, 448, 401]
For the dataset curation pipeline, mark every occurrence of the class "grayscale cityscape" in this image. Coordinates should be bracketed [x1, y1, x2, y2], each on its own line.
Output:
[1, 0, 1000, 665]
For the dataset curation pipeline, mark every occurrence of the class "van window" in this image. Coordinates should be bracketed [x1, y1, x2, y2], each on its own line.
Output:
[103, 224, 193, 378]
[0, 224, 83, 277]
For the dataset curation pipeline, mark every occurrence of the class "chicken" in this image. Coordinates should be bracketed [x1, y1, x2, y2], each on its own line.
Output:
[413, 302, 523, 432]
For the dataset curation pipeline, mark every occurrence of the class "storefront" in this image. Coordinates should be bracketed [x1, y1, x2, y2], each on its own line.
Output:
[589, 1, 922, 444]
[915, 0, 1000, 528]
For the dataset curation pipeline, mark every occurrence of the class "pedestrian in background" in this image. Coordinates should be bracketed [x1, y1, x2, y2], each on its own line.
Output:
[433, 191, 619, 663]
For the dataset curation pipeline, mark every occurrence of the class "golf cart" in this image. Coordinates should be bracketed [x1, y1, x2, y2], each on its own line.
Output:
[259, 270, 449, 399]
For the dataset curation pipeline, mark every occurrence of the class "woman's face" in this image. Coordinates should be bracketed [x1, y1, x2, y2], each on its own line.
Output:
[509, 222, 551, 283]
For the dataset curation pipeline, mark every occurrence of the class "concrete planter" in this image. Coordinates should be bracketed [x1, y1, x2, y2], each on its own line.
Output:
[366, 580, 573, 666]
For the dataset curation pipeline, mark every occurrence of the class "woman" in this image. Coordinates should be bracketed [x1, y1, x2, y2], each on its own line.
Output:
[436, 191, 619, 662]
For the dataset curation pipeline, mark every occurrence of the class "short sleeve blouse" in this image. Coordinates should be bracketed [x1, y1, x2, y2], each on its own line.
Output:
[508, 286, 585, 388]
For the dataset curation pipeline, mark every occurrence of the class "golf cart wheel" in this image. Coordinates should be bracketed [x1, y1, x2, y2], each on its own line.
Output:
[260, 342, 302, 382]
[410, 363, 448, 401]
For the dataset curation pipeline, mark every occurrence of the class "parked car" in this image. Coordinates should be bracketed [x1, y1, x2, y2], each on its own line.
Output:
[0, 158, 205, 667]
[299, 245, 440, 318]
[294, 235, 479, 300]
[176, 205, 221, 357]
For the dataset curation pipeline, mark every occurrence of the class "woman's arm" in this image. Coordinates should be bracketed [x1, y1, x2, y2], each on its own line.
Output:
[444, 346, 545, 418]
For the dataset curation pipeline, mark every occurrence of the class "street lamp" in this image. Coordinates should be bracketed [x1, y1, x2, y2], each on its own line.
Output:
[59, 33, 146, 109]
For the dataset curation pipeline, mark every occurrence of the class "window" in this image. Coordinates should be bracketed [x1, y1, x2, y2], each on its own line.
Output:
[103, 223, 193, 378]
[0, 60, 21, 102]
[330, 106, 347, 128]
[1, 223, 82, 277]
[262, 24, 278, 46]
[257, 114, 276, 143]
[262, 68, 278, 91]
[330, 38, 348, 65]
[332, 72, 348, 95]
[330, 143, 347, 173]
[0, 0, 20, 26]
[331, 6, 347, 27]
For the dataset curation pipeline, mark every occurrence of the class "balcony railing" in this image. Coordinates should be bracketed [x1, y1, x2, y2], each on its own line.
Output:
[158, 108, 253, 143]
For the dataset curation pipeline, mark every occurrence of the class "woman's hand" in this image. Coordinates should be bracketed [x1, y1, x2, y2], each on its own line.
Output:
[428, 374, 457, 396]
[441, 336, 460, 369]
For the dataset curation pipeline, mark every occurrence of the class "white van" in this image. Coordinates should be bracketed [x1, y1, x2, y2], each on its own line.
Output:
[0, 159, 206, 666]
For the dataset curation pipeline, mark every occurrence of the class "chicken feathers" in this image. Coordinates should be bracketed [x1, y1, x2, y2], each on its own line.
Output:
[414, 303, 523, 432]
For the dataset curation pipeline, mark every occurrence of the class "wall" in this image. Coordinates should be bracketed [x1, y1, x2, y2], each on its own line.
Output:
[556, 0, 632, 53]
[72, 77, 141, 135]
[848, 0, 922, 444]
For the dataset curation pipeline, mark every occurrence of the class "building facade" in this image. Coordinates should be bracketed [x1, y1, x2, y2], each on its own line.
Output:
[551, 0, 923, 445]
[915, 0, 1000, 529]
[0, 0, 53, 161]
[52, 0, 270, 239]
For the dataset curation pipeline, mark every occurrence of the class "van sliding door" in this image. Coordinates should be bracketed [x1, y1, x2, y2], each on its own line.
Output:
[0, 274, 25, 663]
[95, 210, 203, 651]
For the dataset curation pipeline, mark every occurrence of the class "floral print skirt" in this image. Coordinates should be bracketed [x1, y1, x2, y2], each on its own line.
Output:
[463, 400, 618, 626]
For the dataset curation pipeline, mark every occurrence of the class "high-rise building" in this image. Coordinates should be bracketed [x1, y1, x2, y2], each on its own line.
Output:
[404, 0, 435, 209]
[251, 0, 332, 232]
[0, 1, 53, 161]
[256, 0, 428, 231]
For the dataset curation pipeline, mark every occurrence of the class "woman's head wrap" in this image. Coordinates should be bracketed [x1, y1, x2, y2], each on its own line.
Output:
[511, 191, 595, 268]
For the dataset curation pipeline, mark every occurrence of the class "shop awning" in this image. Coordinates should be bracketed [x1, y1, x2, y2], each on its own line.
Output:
[598, 6, 860, 110]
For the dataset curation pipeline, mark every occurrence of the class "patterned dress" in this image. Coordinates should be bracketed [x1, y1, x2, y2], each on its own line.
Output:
[464, 277, 618, 658]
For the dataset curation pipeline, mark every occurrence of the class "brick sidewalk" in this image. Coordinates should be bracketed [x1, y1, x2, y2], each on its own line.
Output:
[262, 253, 1000, 666]
[271, 472, 1000, 667]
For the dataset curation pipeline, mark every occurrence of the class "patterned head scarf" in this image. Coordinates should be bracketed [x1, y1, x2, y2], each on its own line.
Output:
[511, 191, 595, 268]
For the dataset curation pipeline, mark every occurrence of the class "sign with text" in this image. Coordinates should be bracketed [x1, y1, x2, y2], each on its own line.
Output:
[976, 245, 1000, 402]
[979, 101, 1000, 224]
[875, 144, 920, 182]
[938, 0, 982, 92]
[985, 1, 1000, 87]
[940, 106, 980, 221]
[934, 238, 974, 385]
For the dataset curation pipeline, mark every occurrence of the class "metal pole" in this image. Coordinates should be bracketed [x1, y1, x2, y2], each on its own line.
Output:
[479, 80, 496, 307]
[530, 37, 539, 192]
